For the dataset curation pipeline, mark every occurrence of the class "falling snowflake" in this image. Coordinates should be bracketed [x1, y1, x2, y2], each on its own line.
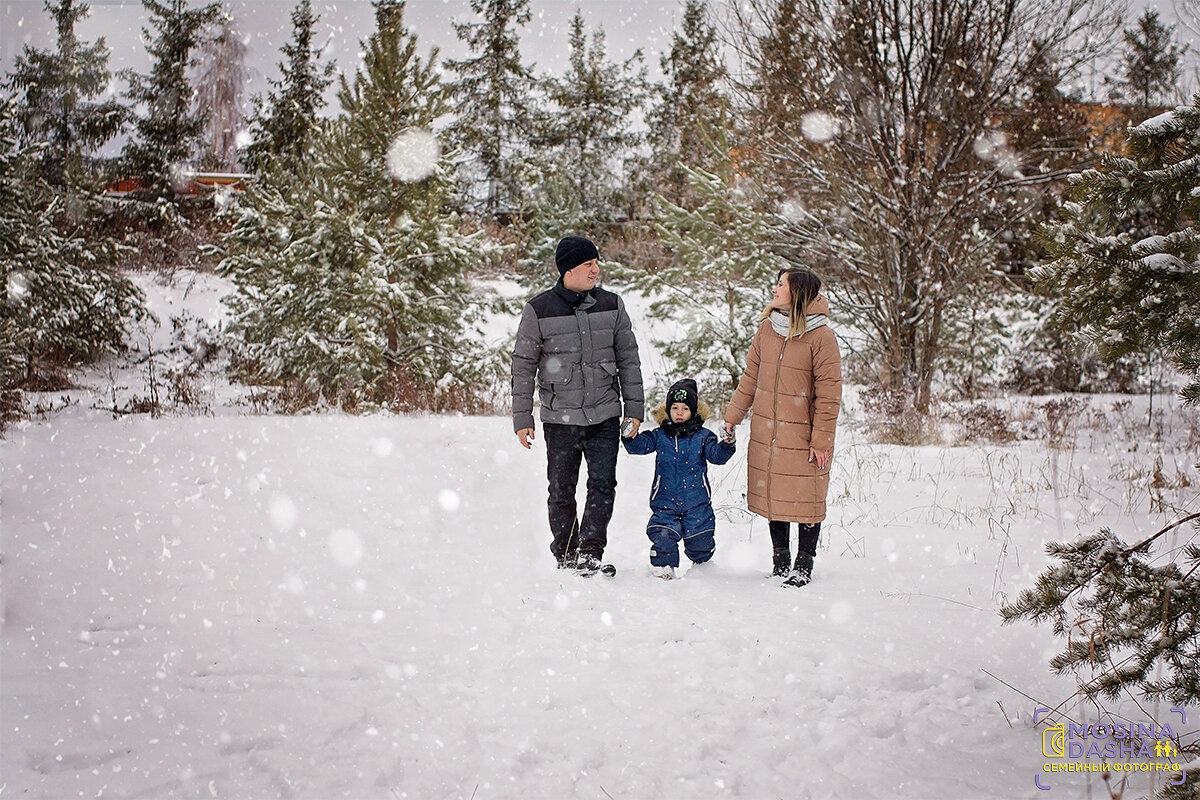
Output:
[437, 489, 461, 512]
[328, 528, 364, 567]
[780, 198, 807, 224]
[972, 130, 1021, 176]
[168, 162, 191, 193]
[387, 129, 440, 182]
[268, 492, 297, 531]
[800, 111, 840, 143]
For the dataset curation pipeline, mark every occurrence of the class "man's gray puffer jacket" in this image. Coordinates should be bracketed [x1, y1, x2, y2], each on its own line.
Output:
[511, 281, 644, 431]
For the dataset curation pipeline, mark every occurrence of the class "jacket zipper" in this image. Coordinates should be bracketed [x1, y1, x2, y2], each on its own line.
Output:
[766, 335, 789, 519]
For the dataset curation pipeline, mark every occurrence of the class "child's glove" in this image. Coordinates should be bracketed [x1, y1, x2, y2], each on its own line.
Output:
[620, 418, 636, 438]
[721, 427, 736, 445]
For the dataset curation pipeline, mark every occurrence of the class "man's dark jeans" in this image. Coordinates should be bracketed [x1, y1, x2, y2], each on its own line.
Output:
[544, 417, 620, 563]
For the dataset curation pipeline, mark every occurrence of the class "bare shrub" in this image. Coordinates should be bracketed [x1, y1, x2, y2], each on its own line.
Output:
[954, 403, 1016, 445]
[1041, 397, 1087, 448]
[859, 385, 936, 445]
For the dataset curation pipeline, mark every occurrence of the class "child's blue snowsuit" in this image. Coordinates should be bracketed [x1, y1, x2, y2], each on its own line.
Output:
[622, 419, 735, 568]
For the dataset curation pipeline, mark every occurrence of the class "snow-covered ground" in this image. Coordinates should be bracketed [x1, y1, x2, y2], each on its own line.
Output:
[3, 271, 1198, 799]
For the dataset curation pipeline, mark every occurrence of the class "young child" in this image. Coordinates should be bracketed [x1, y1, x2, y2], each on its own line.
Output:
[621, 378, 736, 579]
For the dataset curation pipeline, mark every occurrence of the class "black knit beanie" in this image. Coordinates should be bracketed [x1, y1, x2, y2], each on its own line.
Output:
[555, 236, 599, 275]
[667, 378, 699, 418]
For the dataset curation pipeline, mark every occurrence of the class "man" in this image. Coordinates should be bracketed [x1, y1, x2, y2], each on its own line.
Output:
[512, 235, 644, 575]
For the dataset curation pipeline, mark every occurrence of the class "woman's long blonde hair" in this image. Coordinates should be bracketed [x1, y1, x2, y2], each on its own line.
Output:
[758, 268, 822, 339]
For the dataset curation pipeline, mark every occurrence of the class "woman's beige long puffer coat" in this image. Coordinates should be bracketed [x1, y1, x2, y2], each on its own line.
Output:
[724, 295, 843, 523]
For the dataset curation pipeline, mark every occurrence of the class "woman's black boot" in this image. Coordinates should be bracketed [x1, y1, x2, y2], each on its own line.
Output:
[784, 552, 814, 587]
[769, 521, 791, 577]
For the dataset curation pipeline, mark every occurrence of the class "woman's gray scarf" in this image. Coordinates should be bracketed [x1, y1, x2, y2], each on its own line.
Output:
[769, 309, 829, 339]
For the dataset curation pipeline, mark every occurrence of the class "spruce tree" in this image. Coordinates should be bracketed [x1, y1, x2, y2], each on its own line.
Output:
[4, 0, 125, 188]
[644, 0, 730, 207]
[1032, 98, 1200, 406]
[0, 96, 144, 389]
[219, 0, 500, 410]
[534, 10, 647, 226]
[445, 0, 535, 218]
[243, 0, 335, 176]
[120, 0, 220, 199]
[1110, 9, 1186, 121]
[4, 0, 130, 297]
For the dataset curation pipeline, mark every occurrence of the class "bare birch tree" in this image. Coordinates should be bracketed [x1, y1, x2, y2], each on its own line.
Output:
[726, 0, 1124, 412]
[195, 5, 247, 171]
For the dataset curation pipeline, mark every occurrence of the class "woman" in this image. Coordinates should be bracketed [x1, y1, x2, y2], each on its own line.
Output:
[723, 268, 842, 587]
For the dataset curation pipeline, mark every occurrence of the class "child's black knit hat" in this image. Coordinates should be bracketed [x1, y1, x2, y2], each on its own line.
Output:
[667, 378, 699, 417]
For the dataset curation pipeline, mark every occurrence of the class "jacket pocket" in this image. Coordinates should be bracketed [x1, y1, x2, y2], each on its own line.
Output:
[595, 361, 620, 404]
[538, 361, 576, 412]
[539, 355, 575, 384]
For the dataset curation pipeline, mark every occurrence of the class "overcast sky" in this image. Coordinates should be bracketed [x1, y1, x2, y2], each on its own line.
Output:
[2, 0, 1197, 112]
[1, 0, 681, 101]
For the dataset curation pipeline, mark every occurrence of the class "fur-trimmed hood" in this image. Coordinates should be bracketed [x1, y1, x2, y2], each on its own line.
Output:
[650, 397, 715, 425]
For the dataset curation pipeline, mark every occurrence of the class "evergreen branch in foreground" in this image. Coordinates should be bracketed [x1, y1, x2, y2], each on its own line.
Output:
[1001, 513, 1200, 706]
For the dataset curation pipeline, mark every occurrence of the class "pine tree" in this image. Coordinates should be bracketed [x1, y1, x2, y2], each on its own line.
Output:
[614, 144, 786, 405]
[1001, 514, 1200, 707]
[219, 0, 501, 410]
[644, 0, 730, 208]
[1032, 98, 1200, 406]
[243, 0, 335, 176]
[1110, 9, 1186, 121]
[534, 10, 647, 226]
[0, 95, 145, 389]
[3, 0, 126, 188]
[120, 0, 220, 199]
[194, 5, 247, 172]
[445, 0, 535, 218]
